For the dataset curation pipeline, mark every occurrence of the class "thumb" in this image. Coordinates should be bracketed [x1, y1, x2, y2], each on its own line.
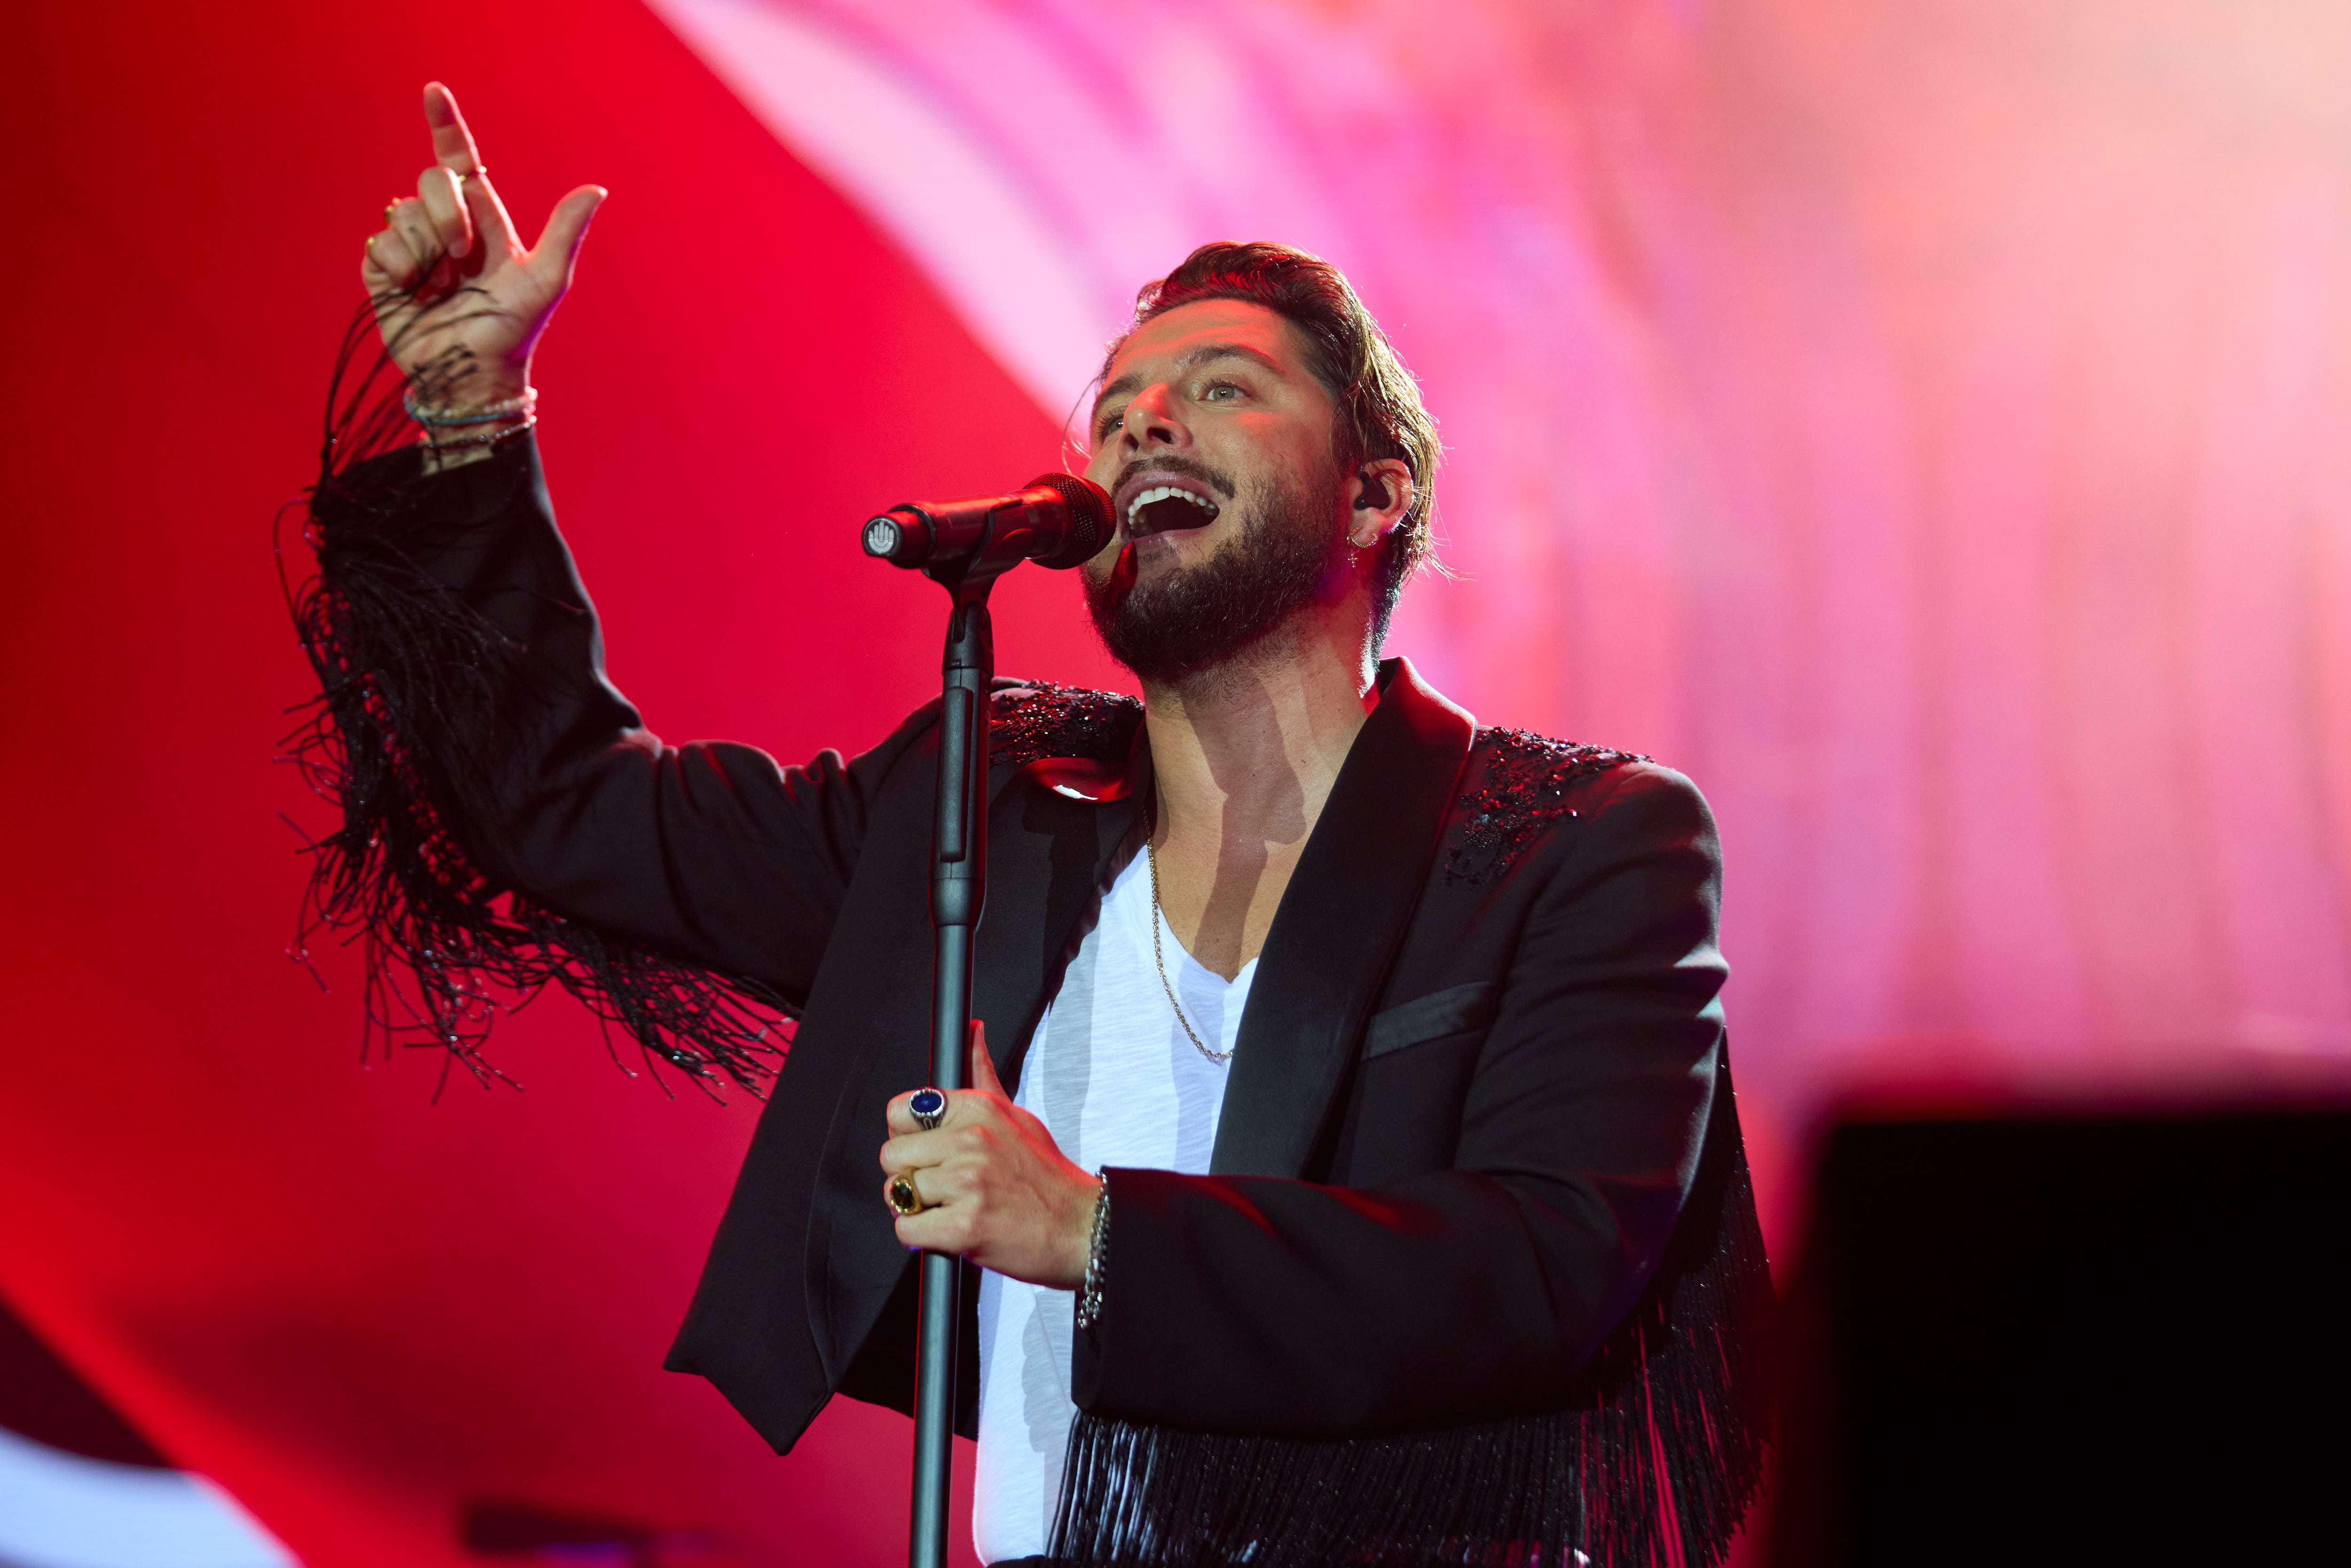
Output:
[527, 184, 607, 290]
[968, 1021, 1005, 1098]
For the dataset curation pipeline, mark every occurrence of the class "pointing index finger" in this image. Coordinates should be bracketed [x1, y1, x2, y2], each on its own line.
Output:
[423, 81, 484, 176]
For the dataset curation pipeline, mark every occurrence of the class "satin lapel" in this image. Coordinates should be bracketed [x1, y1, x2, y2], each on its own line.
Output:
[1211, 657, 1476, 1177]
[971, 736, 1151, 1094]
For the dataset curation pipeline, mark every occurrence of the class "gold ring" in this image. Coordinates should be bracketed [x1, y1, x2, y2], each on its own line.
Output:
[385, 200, 401, 224]
[886, 1173, 924, 1217]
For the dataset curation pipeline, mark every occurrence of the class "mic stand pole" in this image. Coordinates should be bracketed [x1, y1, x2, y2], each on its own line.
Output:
[908, 550, 1007, 1568]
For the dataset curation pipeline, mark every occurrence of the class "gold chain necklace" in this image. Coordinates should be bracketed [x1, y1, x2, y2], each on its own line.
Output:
[1146, 841, 1237, 1065]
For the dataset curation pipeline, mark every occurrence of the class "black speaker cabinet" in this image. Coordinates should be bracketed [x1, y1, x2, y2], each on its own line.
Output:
[1769, 1110, 2351, 1566]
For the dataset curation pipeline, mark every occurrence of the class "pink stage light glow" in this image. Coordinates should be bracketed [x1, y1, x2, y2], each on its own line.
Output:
[5, 3, 2349, 1566]
[647, 0, 2351, 1129]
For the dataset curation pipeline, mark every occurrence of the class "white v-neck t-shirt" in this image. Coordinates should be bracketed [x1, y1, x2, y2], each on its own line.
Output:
[970, 850, 1255, 1566]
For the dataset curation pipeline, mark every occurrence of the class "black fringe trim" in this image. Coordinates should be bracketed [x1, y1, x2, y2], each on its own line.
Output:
[276, 291, 791, 1097]
[1047, 1082, 1774, 1567]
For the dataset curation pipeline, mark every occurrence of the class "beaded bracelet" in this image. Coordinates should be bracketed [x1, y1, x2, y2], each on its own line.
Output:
[419, 414, 537, 453]
[1074, 1172, 1111, 1330]
[406, 386, 538, 427]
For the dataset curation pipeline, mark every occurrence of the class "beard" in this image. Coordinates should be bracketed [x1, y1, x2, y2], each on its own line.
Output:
[1084, 464, 1345, 687]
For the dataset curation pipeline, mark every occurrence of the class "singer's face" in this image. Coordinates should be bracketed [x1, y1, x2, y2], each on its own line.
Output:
[1082, 299, 1346, 585]
[1079, 301, 1355, 681]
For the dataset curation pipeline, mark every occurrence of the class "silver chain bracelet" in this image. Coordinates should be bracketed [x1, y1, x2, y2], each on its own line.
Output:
[418, 414, 537, 454]
[405, 385, 538, 427]
[1074, 1172, 1110, 1329]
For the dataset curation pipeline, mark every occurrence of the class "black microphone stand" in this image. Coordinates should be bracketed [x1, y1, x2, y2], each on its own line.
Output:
[862, 472, 1110, 1568]
[906, 536, 1012, 1568]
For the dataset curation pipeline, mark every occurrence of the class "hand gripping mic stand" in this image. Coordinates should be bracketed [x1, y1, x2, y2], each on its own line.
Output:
[861, 474, 1111, 1568]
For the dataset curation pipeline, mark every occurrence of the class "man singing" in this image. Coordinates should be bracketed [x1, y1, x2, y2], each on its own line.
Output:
[302, 84, 1771, 1567]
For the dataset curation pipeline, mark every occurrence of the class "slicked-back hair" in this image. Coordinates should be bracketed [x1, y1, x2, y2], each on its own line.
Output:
[1104, 242, 1440, 648]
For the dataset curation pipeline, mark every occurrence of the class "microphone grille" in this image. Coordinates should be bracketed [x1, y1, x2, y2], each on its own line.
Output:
[1026, 473, 1113, 569]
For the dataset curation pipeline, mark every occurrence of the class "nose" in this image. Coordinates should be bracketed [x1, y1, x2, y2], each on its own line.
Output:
[1118, 381, 1187, 453]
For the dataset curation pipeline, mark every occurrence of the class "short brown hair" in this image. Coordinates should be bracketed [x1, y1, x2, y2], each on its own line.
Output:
[1108, 242, 1440, 646]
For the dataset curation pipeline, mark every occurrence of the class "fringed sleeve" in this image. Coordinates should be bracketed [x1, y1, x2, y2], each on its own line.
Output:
[281, 307, 905, 1094]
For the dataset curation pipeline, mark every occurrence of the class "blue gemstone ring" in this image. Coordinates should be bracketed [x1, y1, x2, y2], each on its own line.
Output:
[910, 1087, 948, 1132]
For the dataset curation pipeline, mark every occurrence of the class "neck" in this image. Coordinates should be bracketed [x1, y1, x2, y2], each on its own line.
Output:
[1129, 569, 1387, 979]
[1140, 591, 1381, 868]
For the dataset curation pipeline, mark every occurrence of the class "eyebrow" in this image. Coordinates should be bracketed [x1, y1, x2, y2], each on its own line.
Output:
[1092, 342, 1288, 421]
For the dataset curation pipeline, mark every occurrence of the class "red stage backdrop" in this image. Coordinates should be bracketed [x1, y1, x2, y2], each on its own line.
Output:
[1, 1, 1125, 1563]
[8, 2, 2351, 1565]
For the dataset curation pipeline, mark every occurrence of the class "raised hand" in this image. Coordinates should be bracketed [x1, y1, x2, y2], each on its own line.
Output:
[363, 82, 605, 411]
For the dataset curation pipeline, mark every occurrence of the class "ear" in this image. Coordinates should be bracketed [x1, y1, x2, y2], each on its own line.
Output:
[1348, 457, 1415, 549]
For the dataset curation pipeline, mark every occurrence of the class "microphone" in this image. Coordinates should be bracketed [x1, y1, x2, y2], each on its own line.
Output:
[861, 473, 1113, 573]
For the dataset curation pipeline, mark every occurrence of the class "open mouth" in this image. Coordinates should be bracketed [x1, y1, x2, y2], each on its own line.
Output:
[1124, 483, 1222, 538]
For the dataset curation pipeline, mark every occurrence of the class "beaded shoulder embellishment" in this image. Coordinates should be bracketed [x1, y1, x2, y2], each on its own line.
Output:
[1446, 727, 1648, 886]
[988, 681, 1144, 768]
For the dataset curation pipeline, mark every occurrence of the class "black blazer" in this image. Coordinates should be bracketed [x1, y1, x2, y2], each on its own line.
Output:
[302, 435, 1771, 1567]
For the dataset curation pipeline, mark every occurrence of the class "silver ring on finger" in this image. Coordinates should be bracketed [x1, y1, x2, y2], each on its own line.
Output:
[910, 1087, 947, 1132]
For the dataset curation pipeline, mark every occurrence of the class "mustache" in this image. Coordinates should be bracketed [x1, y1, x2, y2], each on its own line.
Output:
[1110, 453, 1239, 502]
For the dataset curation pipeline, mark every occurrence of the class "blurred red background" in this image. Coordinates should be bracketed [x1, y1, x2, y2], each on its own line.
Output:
[0, 1, 1131, 1562]
[12, 0, 2351, 1563]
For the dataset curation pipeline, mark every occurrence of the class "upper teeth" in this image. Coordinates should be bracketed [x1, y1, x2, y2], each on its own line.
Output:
[1126, 485, 1218, 529]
